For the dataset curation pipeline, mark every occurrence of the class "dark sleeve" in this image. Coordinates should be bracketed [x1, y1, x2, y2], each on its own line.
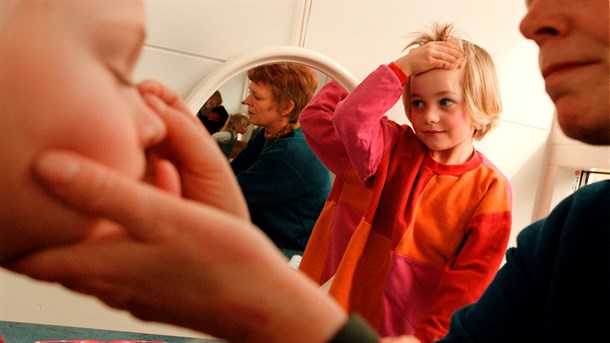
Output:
[327, 313, 379, 343]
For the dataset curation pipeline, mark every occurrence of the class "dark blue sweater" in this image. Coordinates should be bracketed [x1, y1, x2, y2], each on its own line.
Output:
[231, 128, 331, 252]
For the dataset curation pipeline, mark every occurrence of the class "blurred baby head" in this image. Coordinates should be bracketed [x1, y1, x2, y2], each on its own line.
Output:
[0, 0, 165, 262]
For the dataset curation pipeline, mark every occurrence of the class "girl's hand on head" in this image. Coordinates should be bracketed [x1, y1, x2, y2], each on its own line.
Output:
[137, 80, 249, 220]
[394, 41, 463, 76]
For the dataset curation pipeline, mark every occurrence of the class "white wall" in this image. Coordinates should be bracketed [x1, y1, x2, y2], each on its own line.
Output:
[2, 0, 606, 338]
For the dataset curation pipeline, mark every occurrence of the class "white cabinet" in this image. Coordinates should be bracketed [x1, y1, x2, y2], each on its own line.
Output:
[532, 114, 610, 221]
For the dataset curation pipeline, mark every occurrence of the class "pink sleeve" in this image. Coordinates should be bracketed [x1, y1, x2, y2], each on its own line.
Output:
[300, 81, 354, 179]
[331, 64, 405, 184]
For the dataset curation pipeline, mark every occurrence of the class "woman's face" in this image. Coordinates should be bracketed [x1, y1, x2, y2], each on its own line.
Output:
[242, 81, 287, 134]
[0, 0, 166, 262]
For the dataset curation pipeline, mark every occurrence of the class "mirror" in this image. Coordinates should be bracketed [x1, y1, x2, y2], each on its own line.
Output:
[184, 45, 359, 114]
[205, 68, 334, 122]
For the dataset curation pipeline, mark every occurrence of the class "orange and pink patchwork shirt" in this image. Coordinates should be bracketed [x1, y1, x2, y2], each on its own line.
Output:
[299, 65, 512, 343]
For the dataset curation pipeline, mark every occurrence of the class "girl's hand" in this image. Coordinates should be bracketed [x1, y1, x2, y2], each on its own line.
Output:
[393, 41, 463, 76]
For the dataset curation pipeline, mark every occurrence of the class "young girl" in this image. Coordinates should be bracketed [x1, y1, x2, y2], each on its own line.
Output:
[212, 112, 250, 159]
[299, 23, 512, 342]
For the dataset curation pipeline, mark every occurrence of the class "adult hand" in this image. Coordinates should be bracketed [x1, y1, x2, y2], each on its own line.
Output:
[137, 80, 249, 219]
[9, 152, 347, 342]
[7, 80, 347, 342]
[393, 41, 463, 76]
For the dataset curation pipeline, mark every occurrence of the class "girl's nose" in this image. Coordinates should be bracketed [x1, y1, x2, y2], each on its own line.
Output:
[422, 109, 439, 124]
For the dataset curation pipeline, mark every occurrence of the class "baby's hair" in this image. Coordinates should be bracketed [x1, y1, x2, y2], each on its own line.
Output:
[222, 112, 250, 133]
[403, 23, 502, 140]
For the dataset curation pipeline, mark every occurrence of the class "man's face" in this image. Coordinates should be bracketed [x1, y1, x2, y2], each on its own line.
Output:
[520, 0, 609, 145]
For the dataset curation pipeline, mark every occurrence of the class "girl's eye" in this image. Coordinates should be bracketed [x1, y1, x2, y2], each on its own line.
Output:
[439, 98, 454, 107]
[411, 100, 424, 108]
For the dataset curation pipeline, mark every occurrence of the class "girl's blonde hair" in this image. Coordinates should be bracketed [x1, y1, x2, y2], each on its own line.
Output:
[403, 23, 502, 140]
[221, 112, 250, 133]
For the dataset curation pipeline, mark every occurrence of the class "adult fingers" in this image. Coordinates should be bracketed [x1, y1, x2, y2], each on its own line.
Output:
[31, 150, 182, 240]
[142, 92, 249, 219]
[137, 80, 193, 116]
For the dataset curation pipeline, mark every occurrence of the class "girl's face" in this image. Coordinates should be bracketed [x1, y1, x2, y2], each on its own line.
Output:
[0, 0, 166, 262]
[242, 82, 287, 134]
[407, 68, 475, 164]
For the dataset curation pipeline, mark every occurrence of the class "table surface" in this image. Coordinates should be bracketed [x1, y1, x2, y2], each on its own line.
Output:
[0, 321, 225, 343]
